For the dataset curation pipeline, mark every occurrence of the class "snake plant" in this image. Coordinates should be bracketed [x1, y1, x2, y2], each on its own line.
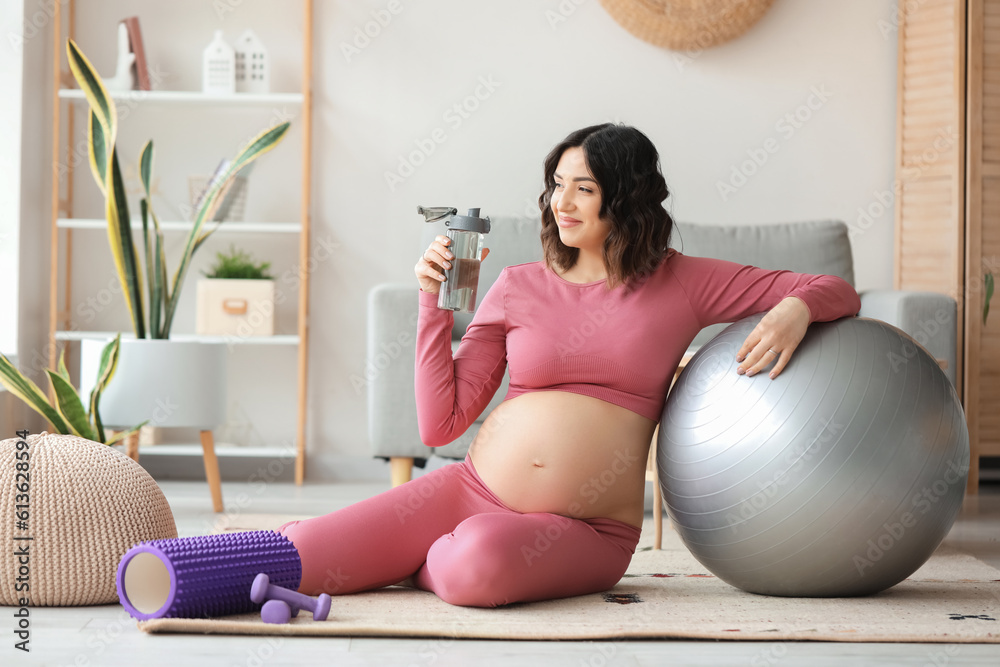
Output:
[66, 39, 291, 339]
[0, 335, 144, 445]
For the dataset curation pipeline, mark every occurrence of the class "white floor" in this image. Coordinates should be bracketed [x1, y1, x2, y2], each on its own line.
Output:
[14, 478, 1000, 667]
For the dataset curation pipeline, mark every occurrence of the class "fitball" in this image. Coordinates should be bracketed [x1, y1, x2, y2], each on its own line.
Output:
[658, 314, 969, 597]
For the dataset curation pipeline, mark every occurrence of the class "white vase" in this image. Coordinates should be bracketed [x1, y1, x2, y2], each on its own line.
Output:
[79, 339, 227, 429]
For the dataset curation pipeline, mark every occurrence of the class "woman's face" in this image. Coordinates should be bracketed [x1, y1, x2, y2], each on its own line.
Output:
[550, 147, 610, 254]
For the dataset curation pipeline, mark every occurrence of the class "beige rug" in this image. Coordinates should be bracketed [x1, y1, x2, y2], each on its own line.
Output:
[137, 515, 1000, 643]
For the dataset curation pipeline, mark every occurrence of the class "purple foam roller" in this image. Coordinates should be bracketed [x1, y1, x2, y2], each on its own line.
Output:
[116, 530, 301, 620]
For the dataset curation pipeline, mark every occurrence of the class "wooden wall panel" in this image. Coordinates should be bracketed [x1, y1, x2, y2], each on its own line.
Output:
[895, 0, 966, 333]
[975, 178, 1000, 454]
[970, 0, 1000, 459]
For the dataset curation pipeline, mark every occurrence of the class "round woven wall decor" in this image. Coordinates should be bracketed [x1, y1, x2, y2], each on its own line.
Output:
[599, 0, 777, 51]
[0, 432, 177, 606]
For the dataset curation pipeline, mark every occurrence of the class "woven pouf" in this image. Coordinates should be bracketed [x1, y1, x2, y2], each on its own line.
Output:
[0, 432, 177, 606]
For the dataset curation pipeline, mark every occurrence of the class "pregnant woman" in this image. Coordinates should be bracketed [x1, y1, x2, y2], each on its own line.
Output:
[278, 123, 861, 607]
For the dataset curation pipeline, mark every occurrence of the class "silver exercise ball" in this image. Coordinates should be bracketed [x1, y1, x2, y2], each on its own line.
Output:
[658, 314, 969, 597]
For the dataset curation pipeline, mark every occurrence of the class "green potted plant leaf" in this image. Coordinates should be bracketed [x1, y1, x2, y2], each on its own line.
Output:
[65, 39, 290, 433]
[0, 335, 145, 449]
[196, 245, 276, 337]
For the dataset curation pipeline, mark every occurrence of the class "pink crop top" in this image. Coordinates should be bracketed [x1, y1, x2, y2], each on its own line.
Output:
[415, 249, 861, 446]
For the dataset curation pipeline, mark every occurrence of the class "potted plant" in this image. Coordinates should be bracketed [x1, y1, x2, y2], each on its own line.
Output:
[0, 336, 146, 458]
[66, 38, 290, 436]
[196, 245, 276, 337]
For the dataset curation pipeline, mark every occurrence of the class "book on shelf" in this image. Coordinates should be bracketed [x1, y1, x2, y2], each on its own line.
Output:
[122, 16, 151, 91]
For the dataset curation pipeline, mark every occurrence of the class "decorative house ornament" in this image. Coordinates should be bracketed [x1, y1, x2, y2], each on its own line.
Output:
[598, 0, 776, 51]
[103, 22, 136, 91]
[234, 29, 269, 94]
[203, 30, 235, 94]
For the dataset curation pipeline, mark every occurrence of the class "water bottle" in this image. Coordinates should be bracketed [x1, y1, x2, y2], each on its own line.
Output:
[418, 206, 491, 313]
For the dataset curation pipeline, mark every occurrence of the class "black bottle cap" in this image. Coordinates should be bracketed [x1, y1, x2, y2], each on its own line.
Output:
[446, 208, 491, 234]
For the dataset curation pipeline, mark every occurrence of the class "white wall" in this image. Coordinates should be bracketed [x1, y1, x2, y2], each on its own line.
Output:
[310, 0, 899, 479]
[0, 0, 25, 358]
[19, 0, 900, 479]
[10, 0, 53, 437]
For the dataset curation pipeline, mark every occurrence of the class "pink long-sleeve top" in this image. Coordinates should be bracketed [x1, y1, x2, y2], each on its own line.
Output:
[415, 249, 861, 446]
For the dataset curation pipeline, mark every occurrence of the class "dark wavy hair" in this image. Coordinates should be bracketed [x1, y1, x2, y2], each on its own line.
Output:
[538, 123, 674, 289]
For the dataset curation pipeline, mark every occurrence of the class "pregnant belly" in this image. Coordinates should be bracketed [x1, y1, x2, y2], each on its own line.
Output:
[467, 391, 657, 529]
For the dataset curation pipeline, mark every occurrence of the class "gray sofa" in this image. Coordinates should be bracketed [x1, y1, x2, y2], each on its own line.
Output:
[367, 217, 957, 482]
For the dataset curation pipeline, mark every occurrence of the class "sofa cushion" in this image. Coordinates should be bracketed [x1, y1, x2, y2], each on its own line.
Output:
[671, 220, 855, 347]
[672, 220, 855, 286]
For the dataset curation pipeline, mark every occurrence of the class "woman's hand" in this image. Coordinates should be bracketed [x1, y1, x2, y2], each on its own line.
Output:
[735, 297, 811, 379]
[414, 236, 490, 295]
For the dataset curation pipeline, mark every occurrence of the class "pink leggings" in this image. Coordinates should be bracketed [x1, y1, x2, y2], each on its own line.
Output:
[277, 455, 641, 608]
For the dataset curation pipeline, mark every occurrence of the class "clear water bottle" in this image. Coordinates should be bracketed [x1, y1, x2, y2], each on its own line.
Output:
[418, 206, 491, 313]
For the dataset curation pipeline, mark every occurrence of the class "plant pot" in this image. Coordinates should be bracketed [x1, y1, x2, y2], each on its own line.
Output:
[196, 278, 275, 337]
[79, 339, 227, 429]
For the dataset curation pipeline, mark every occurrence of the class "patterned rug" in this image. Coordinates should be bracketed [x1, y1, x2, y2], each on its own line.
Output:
[137, 515, 1000, 642]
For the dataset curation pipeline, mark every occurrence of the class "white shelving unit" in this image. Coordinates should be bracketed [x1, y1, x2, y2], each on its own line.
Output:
[53, 331, 300, 345]
[56, 218, 302, 233]
[58, 88, 304, 106]
[48, 1, 314, 484]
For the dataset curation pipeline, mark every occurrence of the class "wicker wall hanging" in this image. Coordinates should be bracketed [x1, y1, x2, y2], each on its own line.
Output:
[599, 0, 777, 51]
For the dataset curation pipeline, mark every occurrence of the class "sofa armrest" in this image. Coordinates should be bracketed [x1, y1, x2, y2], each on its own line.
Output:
[858, 290, 957, 386]
[366, 284, 503, 462]
[366, 284, 430, 459]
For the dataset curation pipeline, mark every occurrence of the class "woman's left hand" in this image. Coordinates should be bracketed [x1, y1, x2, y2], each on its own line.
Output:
[735, 297, 811, 379]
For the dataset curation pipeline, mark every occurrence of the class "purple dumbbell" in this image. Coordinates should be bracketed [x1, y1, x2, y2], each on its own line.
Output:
[261, 600, 293, 624]
[251, 572, 331, 621]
